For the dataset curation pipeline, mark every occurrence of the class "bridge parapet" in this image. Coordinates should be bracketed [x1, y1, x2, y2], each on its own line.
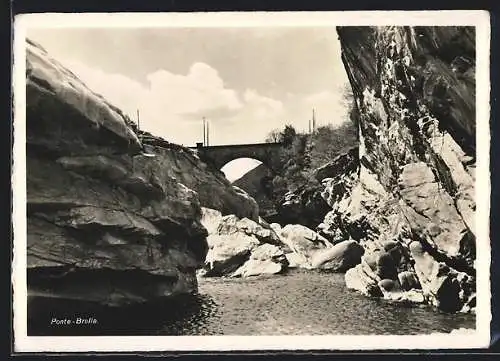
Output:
[190, 142, 284, 172]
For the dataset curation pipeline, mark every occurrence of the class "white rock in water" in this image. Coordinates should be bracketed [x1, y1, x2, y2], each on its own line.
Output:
[200, 207, 223, 235]
[285, 252, 310, 269]
[309, 239, 364, 272]
[280, 224, 332, 259]
[232, 259, 283, 278]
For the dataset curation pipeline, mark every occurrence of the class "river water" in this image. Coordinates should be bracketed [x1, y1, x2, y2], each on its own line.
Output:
[159, 270, 475, 335]
[28, 269, 475, 336]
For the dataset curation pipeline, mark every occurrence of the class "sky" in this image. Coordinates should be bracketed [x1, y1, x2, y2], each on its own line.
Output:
[27, 27, 350, 181]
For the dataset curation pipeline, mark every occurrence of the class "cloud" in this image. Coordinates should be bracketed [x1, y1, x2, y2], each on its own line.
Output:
[56, 57, 350, 147]
[57, 58, 288, 145]
[146, 63, 243, 118]
[60, 59, 145, 119]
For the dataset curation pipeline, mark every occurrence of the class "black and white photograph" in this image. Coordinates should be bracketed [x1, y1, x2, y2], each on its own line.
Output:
[12, 11, 491, 352]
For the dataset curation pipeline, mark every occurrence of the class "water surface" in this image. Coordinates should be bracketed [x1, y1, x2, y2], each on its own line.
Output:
[28, 270, 475, 336]
[168, 270, 475, 335]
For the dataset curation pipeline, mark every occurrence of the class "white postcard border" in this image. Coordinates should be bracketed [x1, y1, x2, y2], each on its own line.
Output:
[12, 10, 492, 352]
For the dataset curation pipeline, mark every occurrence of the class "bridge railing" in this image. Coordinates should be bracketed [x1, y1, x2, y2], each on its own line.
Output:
[189, 142, 282, 150]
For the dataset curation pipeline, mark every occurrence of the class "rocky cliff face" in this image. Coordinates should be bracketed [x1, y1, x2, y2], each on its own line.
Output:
[26, 39, 257, 309]
[232, 164, 277, 219]
[324, 26, 477, 312]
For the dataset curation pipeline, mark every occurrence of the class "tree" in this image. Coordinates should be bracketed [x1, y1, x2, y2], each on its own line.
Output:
[307, 123, 357, 171]
[265, 129, 281, 143]
[280, 124, 297, 146]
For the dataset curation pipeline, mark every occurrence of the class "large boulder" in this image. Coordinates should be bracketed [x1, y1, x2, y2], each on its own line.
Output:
[285, 252, 309, 269]
[409, 241, 474, 312]
[232, 260, 283, 278]
[203, 233, 260, 277]
[279, 224, 333, 261]
[232, 244, 287, 277]
[215, 214, 282, 245]
[345, 264, 384, 298]
[201, 212, 290, 277]
[310, 240, 364, 272]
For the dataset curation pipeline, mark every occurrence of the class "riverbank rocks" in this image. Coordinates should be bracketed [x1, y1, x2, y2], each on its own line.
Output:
[310, 240, 364, 272]
[200, 210, 289, 277]
[26, 39, 210, 308]
[329, 26, 477, 312]
[203, 233, 260, 277]
[409, 241, 475, 312]
[213, 214, 282, 245]
[279, 224, 334, 267]
[232, 244, 287, 277]
[200, 207, 224, 235]
[200, 210, 343, 276]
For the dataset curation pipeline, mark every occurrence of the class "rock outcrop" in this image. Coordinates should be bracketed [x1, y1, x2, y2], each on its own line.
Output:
[277, 186, 332, 229]
[25, 39, 256, 308]
[199, 208, 288, 277]
[199, 207, 361, 276]
[232, 163, 277, 219]
[327, 26, 477, 312]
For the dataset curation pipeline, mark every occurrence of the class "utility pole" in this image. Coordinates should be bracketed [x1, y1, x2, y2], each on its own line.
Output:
[312, 108, 316, 131]
[206, 119, 210, 146]
[202, 117, 206, 146]
[137, 109, 140, 131]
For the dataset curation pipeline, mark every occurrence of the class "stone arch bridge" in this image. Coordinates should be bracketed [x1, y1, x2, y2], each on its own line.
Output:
[190, 142, 284, 173]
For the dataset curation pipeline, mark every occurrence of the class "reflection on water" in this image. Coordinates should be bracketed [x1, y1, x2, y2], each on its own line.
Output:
[190, 270, 475, 336]
[28, 293, 219, 336]
[28, 270, 475, 336]
[157, 293, 222, 335]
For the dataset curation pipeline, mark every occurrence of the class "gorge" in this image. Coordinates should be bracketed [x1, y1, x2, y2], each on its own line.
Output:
[25, 25, 478, 336]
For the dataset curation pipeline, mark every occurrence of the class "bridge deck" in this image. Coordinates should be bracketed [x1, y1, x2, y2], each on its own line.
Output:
[189, 142, 282, 149]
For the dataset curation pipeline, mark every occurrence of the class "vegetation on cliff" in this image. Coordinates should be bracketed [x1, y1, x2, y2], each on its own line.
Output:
[257, 86, 358, 226]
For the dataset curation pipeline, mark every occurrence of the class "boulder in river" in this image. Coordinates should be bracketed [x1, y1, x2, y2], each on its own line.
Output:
[279, 224, 333, 259]
[409, 241, 474, 312]
[309, 240, 364, 272]
[203, 233, 260, 277]
[232, 244, 287, 277]
[201, 212, 290, 277]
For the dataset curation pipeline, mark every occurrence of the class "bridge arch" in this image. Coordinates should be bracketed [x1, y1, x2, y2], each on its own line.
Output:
[222, 157, 276, 215]
[191, 142, 284, 174]
[221, 157, 263, 182]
